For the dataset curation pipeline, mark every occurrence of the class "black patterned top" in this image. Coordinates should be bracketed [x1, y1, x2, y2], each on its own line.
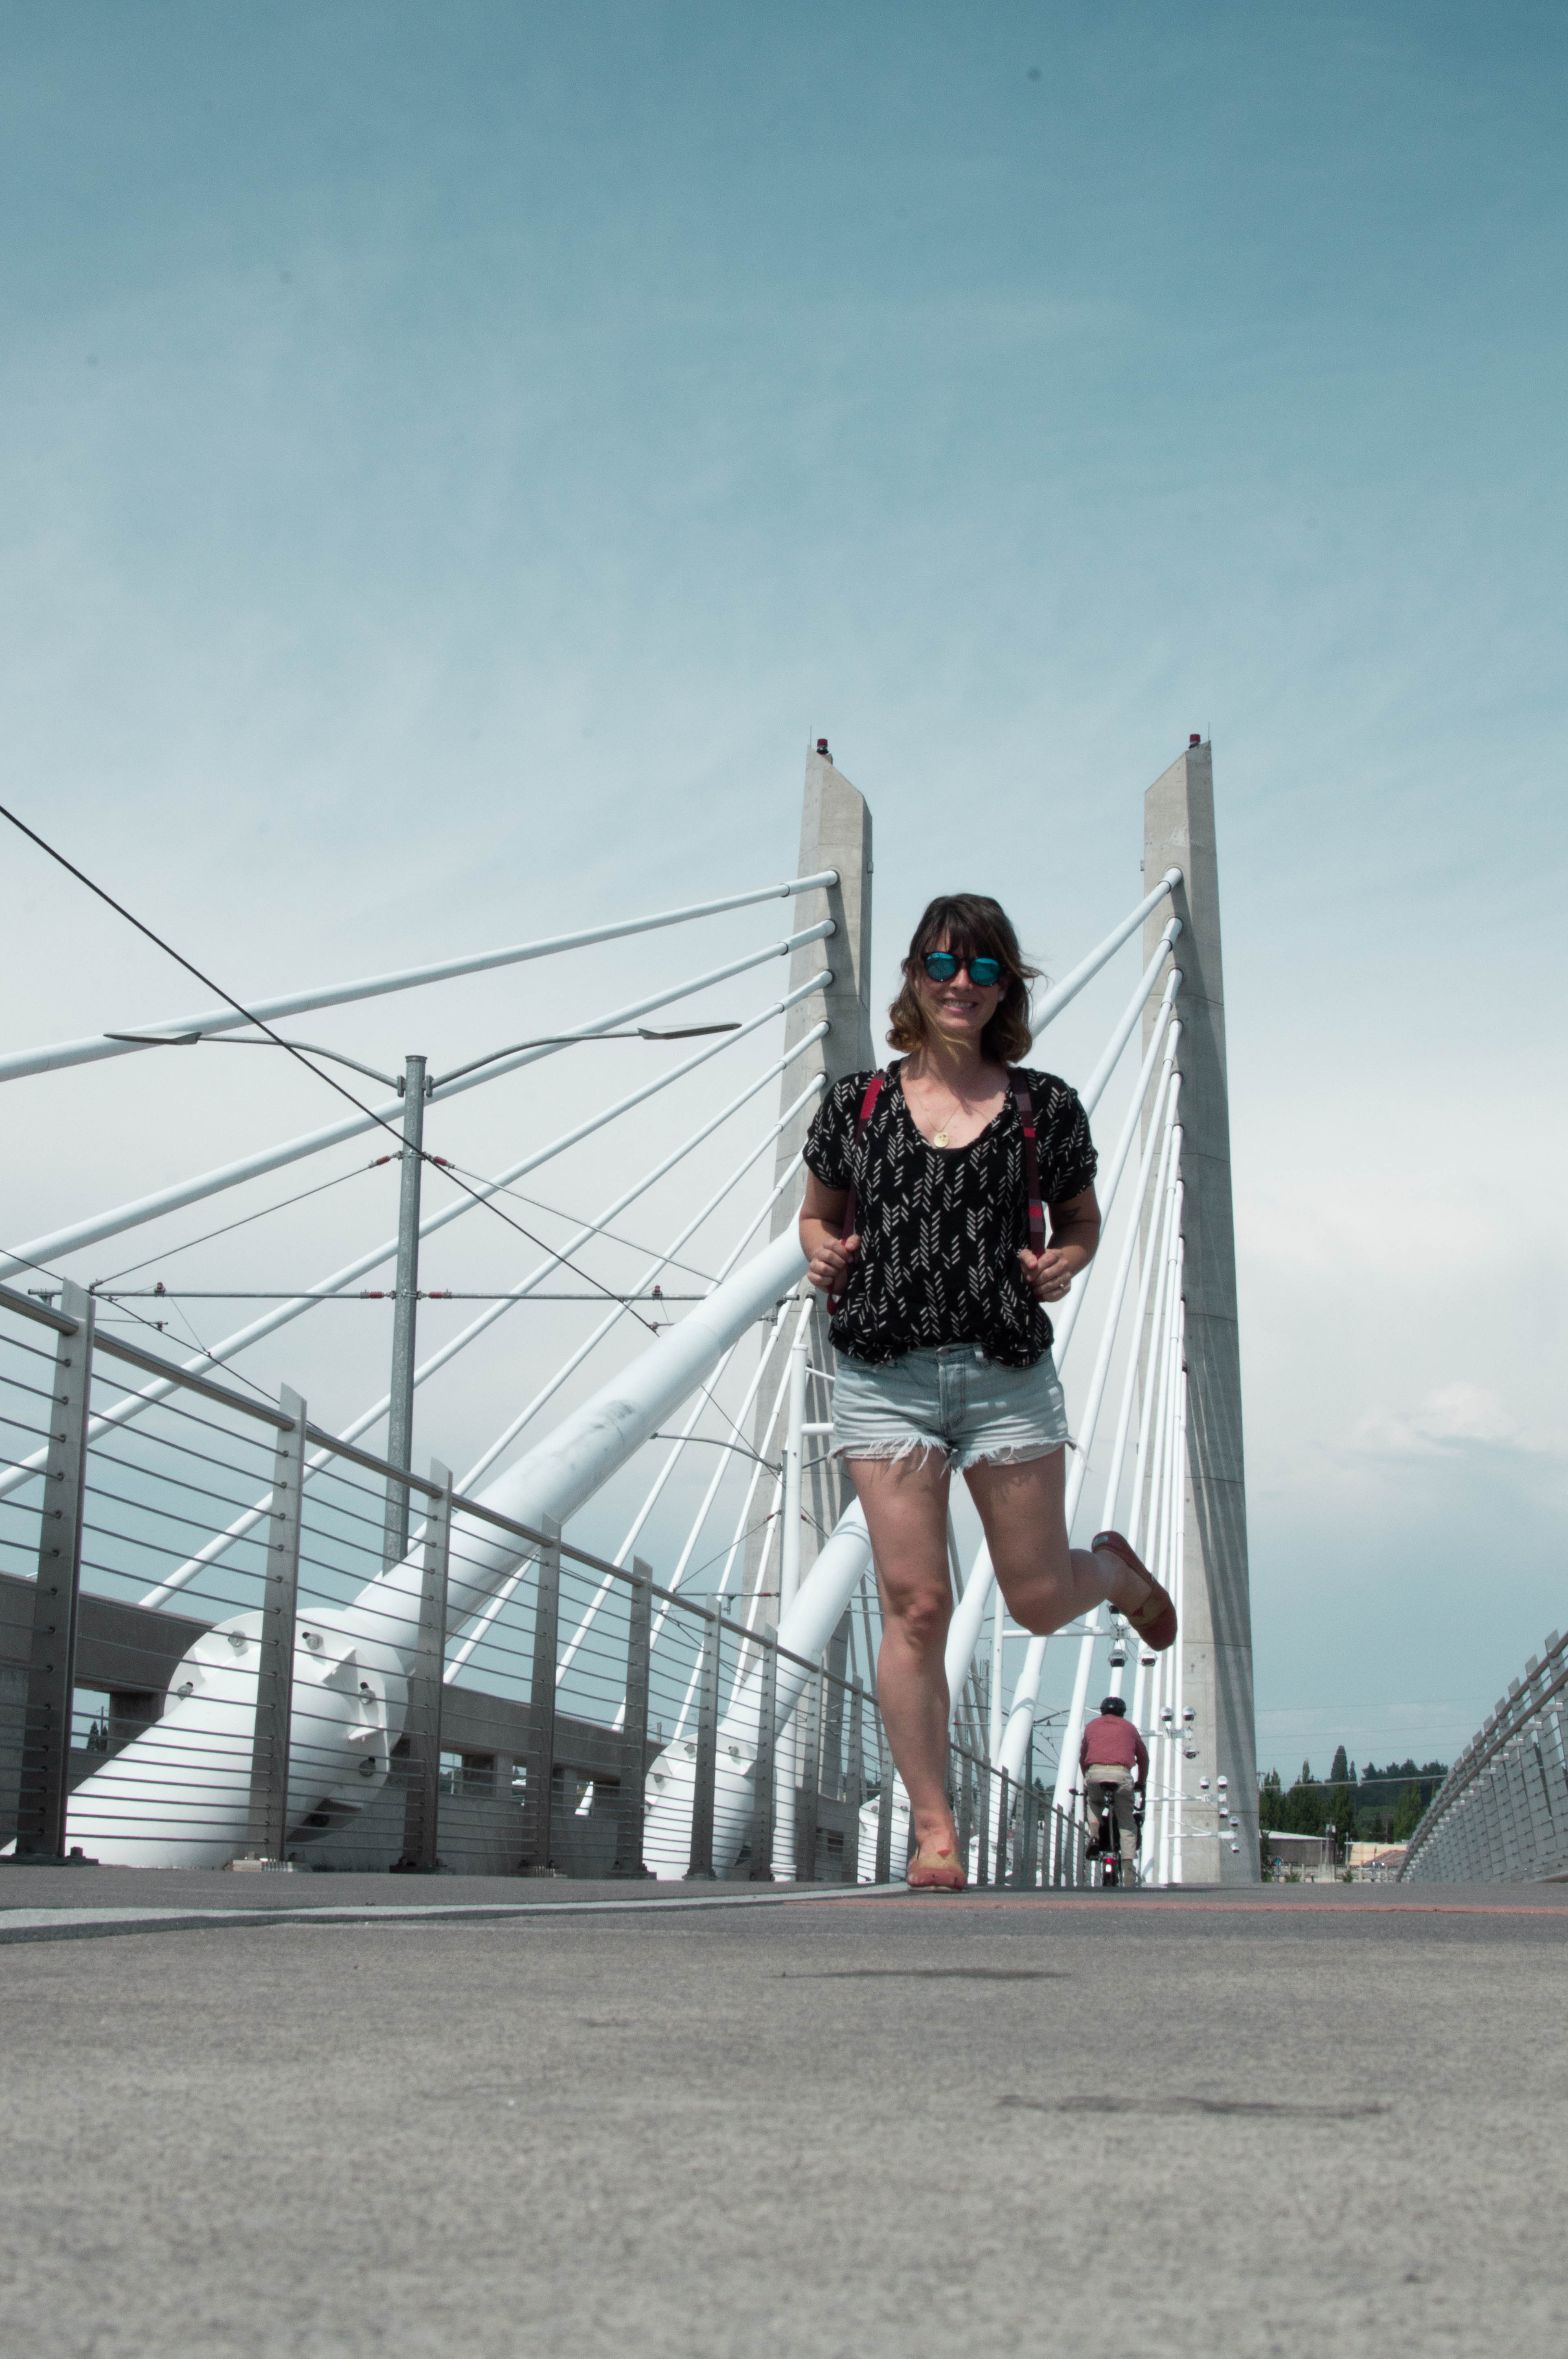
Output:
[802, 1061, 1097, 1367]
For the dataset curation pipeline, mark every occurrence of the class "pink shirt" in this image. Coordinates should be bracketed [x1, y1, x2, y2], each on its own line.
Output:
[1080, 1714, 1149, 1788]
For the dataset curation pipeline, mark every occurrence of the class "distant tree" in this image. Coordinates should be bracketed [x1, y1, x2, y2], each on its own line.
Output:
[1392, 1780, 1426, 1841]
[1330, 1745, 1349, 1784]
[1259, 1768, 1284, 1826]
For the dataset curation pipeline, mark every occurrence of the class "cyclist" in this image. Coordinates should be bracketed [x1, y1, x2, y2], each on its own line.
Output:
[1080, 1695, 1148, 1879]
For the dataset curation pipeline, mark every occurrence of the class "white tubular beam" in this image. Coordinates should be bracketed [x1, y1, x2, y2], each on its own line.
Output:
[360, 1223, 809, 1646]
[778, 1307, 811, 1615]
[2, 921, 834, 1281]
[0, 871, 840, 1086]
[66, 1223, 809, 1867]
[943, 1548, 996, 1730]
[1048, 989, 1180, 1366]
[646, 1291, 810, 1663]
[546, 1267, 801, 1695]
[6, 971, 829, 1513]
[639, 1498, 873, 1878]
[614, 1306, 786, 1573]
[1000, 1061, 1182, 1789]
[1029, 871, 1182, 1039]
[454, 1080, 820, 1495]
[1078, 922, 1181, 1116]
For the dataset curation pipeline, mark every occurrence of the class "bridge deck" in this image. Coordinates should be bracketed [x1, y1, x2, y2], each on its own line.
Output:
[3, 1873, 1563, 2356]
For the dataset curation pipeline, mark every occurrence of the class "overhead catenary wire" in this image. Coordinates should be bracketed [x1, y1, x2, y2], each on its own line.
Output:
[0, 969, 831, 1509]
[136, 1070, 819, 1609]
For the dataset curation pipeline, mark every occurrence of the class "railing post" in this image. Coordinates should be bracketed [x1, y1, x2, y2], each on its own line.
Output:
[976, 1755, 990, 1886]
[382, 1055, 427, 1569]
[685, 1604, 722, 1880]
[957, 1749, 973, 1877]
[395, 1463, 451, 1873]
[874, 1720, 895, 1885]
[243, 1384, 306, 1864]
[1019, 1740, 1037, 1889]
[996, 1767, 1011, 1889]
[748, 1631, 778, 1880]
[15, 1281, 94, 1863]
[521, 1514, 561, 1874]
[611, 1557, 653, 1877]
[795, 1655, 823, 1883]
[845, 1677, 865, 1885]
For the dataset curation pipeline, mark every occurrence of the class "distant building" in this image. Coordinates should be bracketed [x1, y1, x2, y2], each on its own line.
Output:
[1263, 1831, 1333, 1872]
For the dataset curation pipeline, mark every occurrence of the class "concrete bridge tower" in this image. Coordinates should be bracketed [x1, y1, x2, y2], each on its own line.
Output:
[1143, 740, 1259, 1882]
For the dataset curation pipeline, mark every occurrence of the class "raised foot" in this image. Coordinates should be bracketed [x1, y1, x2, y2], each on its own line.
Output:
[1091, 1529, 1178, 1652]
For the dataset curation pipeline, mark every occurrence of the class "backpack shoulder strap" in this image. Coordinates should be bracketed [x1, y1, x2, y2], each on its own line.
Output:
[1009, 1069, 1046, 1256]
[827, 1071, 886, 1314]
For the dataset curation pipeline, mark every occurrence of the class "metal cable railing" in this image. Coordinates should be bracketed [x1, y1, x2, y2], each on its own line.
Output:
[2, 1278, 1102, 1886]
[1400, 1628, 1568, 1884]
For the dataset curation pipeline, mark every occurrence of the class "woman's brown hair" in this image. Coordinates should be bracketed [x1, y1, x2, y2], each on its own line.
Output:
[886, 894, 1042, 1065]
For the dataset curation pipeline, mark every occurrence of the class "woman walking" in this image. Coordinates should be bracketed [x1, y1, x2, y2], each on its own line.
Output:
[800, 893, 1176, 1890]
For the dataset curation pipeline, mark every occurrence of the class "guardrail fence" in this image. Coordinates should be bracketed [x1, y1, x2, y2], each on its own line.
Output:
[1, 1280, 1086, 1886]
[1401, 1626, 1568, 1884]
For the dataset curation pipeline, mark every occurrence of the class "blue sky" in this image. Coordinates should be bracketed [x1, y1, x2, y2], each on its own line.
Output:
[2, 3, 1564, 1777]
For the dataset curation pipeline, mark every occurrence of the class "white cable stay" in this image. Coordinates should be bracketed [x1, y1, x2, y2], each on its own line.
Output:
[0, 919, 834, 1281]
[136, 1048, 825, 1608]
[1030, 871, 1182, 1040]
[1048, 971, 1180, 1366]
[998, 1049, 1184, 1789]
[0, 968, 830, 1507]
[1123, 1214, 1186, 1822]
[1047, 1103, 1184, 1816]
[0, 869, 840, 1086]
[1077, 918, 1180, 1114]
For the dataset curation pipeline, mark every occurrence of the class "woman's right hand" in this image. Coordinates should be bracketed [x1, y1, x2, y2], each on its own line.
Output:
[806, 1232, 860, 1295]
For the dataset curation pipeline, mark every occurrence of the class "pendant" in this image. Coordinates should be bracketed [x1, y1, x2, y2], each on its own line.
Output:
[934, 1129, 950, 1147]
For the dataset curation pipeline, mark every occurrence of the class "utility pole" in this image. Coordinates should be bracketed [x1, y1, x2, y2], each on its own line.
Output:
[383, 1054, 427, 1568]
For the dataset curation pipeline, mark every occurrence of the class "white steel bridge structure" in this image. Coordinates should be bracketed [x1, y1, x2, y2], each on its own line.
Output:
[0, 742, 1257, 1887]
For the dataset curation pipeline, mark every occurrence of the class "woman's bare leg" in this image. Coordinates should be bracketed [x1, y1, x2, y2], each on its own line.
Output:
[964, 1449, 1151, 1632]
[843, 1452, 958, 1856]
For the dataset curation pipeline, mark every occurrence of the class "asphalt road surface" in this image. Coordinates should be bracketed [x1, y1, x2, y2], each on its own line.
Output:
[2, 1873, 1564, 2357]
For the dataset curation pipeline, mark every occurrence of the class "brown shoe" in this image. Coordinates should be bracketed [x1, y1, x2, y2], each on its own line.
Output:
[1092, 1529, 1178, 1651]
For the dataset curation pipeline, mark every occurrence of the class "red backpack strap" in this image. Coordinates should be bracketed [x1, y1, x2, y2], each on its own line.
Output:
[1009, 1070, 1046, 1256]
[827, 1072, 886, 1312]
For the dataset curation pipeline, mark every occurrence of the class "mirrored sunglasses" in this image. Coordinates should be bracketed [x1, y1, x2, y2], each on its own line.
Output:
[921, 951, 1002, 986]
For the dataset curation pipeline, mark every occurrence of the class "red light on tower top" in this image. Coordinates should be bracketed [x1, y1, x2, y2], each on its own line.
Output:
[1189, 733, 1201, 748]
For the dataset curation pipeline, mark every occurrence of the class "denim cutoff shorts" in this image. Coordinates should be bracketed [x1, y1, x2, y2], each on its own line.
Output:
[830, 1343, 1070, 1473]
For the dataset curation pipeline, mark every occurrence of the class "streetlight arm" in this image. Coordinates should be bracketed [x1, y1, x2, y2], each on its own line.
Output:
[432, 1023, 739, 1089]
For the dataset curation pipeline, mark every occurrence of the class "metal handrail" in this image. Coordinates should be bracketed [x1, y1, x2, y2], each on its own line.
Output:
[1, 1274, 1095, 1885]
[1401, 1625, 1568, 1877]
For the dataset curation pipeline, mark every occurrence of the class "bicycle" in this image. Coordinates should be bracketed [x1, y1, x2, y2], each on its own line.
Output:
[1088, 1779, 1141, 1889]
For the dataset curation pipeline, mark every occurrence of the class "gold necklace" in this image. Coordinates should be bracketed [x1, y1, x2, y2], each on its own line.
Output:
[924, 1079, 977, 1148]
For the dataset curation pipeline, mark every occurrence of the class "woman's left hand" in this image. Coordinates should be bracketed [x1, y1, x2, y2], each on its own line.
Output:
[1019, 1246, 1075, 1304]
